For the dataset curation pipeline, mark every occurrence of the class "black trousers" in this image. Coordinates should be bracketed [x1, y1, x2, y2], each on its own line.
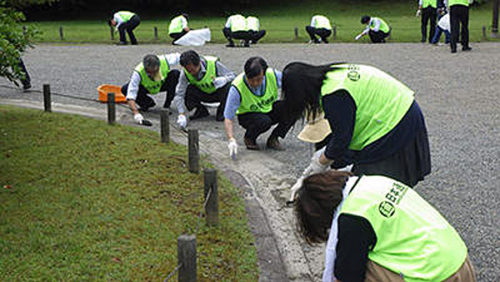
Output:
[450, 5, 470, 51]
[121, 69, 180, 109]
[249, 30, 266, 43]
[305, 26, 332, 42]
[222, 27, 250, 45]
[421, 7, 437, 42]
[118, 15, 140, 44]
[369, 30, 390, 43]
[169, 30, 188, 41]
[185, 83, 231, 118]
[237, 101, 294, 141]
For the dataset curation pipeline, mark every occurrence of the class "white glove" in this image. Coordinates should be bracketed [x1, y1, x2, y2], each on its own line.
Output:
[288, 176, 305, 204]
[213, 77, 228, 89]
[228, 138, 238, 159]
[416, 9, 421, 17]
[302, 147, 332, 178]
[134, 113, 144, 124]
[355, 34, 362, 40]
[177, 114, 187, 128]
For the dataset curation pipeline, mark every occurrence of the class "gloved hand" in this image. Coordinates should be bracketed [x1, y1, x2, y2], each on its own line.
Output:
[177, 114, 187, 129]
[416, 9, 422, 17]
[134, 113, 144, 124]
[302, 147, 332, 178]
[228, 138, 238, 159]
[213, 77, 228, 89]
[288, 176, 305, 204]
[355, 34, 362, 40]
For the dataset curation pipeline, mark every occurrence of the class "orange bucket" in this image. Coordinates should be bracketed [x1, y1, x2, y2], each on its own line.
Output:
[97, 84, 127, 103]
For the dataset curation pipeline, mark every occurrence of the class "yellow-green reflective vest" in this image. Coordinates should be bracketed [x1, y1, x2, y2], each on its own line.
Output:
[246, 16, 259, 31]
[234, 68, 278, 115]
[184, 56, 218, 94]
[229, 14, 248, 32]
[339, 175, 468, 281]
[320, 64, 414, 151]
[313, 15, 332, 30]
[370, 17, 390, 33]
[134, 55, 170, 94]
[449, 0, 469, 6]
[422, 0, 438, 8]
[168, 15, 186, 34]
[117, 11, 134, 22]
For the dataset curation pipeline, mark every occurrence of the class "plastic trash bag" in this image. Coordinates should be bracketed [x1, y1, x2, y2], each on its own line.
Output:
[174, 28, 211, 46]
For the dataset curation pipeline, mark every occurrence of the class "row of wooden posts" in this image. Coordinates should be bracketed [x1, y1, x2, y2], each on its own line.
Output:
[42, 84, 216, 281]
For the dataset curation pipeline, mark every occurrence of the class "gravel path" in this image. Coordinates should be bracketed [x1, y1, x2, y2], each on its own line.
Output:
[1, 43, 499, 281]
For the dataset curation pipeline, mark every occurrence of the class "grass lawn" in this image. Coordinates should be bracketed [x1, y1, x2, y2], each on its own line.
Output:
[0, 105, 258, 281]
[29, 1, 498, 44]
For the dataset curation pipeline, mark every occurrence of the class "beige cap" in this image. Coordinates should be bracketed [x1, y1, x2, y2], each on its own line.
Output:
[297, 112, 332, 143]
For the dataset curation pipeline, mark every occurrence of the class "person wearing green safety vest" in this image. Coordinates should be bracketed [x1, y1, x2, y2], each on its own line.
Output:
[449, 0, 472, 53]
[246, 16, 266, 44]
[108, 11, 140, 45]
[293, 170, 477, 282]
[416, 0, 438, 43]
[224, 57, 294, 157]
[355, 16, 391, 43]
[282, 62, 431, 188]
[120, 53, 181, 125]
[223, 14, 251, 47]
[306, 15, 333, 44]
[173, 50, 236, 129]
[168, 13, 190, 42]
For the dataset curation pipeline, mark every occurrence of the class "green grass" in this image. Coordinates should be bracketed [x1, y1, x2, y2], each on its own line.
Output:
[29, 1, 497, 44]
[0, 105, 258, 281]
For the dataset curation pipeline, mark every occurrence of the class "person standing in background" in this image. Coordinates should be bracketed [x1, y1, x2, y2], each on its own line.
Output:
[416, 0, 438, 43]
[449, 0, 472, 53]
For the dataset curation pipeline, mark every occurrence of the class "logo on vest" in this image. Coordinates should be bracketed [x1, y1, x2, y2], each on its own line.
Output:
[379, 201, 395, 218]
[378, 182, 409, 218]
[347, 64, 360, 81]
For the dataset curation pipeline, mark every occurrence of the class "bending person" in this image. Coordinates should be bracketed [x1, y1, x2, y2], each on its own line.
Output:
[108, 11, 140, 45]
[355, 15, 390, 43]
[168, 13, 190, 42]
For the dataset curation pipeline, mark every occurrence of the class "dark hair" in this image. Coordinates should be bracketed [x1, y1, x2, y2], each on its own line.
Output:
[181, 13, 189, 20]
[143, 54, 160, 71]
[180, 50, 200, 67]
[107, 19, 113, 26]
[244, 57, 268, 79]
[281, 62, 339, 124]
[361, 15, 370, 24]
[294, 171, 353, 244]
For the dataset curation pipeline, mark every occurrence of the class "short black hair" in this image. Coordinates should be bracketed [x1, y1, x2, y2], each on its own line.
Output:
[143, 54, 160, 70]
[107, 19, 113, 26]
[361, 15, 370, 24]
[244, 56, 268, 79]
[180, 50, 200, 67]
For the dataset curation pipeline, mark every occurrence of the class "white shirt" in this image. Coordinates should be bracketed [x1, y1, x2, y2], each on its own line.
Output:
[113, 13, 125, 29]
[126, 53, 180, 100]
[438, 14, 450, 31]
[363, 17, 381, 33]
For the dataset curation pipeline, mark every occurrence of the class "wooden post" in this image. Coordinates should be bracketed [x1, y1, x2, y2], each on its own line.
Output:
[59, 26, 63, 40]
[177, 234, 196, 282]
[294, 27, 298, 39]
[110, 26, 114, 40]
[107, 93, 115, 125]
[333, 26, 337, 40]
[493, 0, 499, 37]
[43, 84, 51, 112]
[154, 26, 158, 40]
[188, 129, 199, 173]
[161, 109, 170, 143]
[204, 169, 218, 226]
[482, 26, 487, 40]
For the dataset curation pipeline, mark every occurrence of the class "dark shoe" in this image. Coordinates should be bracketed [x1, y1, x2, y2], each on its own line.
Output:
[323, 39, 329, 44]
[462, 46, 472, 51]
[226, 43, 235, 47]
[244, 137, 260, 150]
[244, 41, 250, 47]
[451, 49, 457, 53]
[22, 82, 31, 90]
[189, 107, 209, 120]
[215, 112, 224, 121]
[266, 135, 285, 151]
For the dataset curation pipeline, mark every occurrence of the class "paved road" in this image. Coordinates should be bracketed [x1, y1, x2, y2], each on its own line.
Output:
[1, 43, 499, 281]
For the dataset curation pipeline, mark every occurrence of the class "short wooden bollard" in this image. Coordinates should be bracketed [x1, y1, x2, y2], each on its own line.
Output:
[110, 26, 114, 40]
[333, 26, 337, 40]
[160, 109, 170, 143]
[204, 169, 218, 226]
[178, 234, 196, 282]
[294, 27, 298, 39]
[188, 129, 199, 173]
[107, 93, 115, 125]
[154, 26, 158, 40]
[43, 84, 51, 112]
[59, 26, 64, 40]
[482, 26, 487, 40]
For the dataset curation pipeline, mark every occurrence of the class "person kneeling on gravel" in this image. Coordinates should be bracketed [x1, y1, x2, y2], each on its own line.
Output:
[121, 53, 181, 125]
[224, 57, 294, 158]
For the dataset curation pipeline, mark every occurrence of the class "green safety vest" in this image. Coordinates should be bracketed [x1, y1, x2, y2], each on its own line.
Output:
[229, 14, 248, 32]
[313, 15, 332, 30]
[339, 175, 467, 281]
[448, 0, 469, 6]
[320, 64, 414, 151]
[246, 16, 259, 31]
[370, 17, 390, 33]
[117, 11, 134, 22]
[168, 15, 186, 34]
[422, 0, 438, 8]
[184, 56, 218, 94]
[234, 68, 278, 115]
[134, 55, 170, 94]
